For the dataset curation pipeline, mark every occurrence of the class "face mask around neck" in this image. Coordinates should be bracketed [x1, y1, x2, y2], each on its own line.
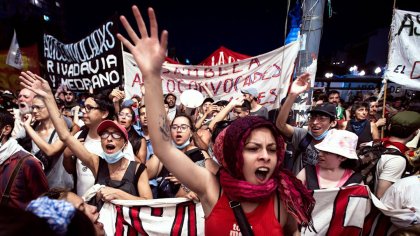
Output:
[309, 129, 329, 141]
[174, 139, 190, 150]
[100, 144, 126, 164]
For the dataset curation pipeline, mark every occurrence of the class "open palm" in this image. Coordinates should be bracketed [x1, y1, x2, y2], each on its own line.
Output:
[19, 71, 52, 97]
[117, 6, 168, 77]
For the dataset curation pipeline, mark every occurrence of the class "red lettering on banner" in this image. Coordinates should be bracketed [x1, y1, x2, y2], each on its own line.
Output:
[232, 63, 242, 74]
[223, 79, 234, 93]
[167, 80, 176, 92]
[248, 58, 261, 70]
[218, 67, 228, 76]
[233, 76, 241, 91]
[243, 75, 251, 87]
[272, 64, 282, 77]
[253, 72, 264, 83]
[187, 68, 199, 77]
[210, 81, 222, 94]
[174, 67, 184, 76]
[204, 68, 215, 78]
[269, 89, 278, 104]
[177, 79, 185, 93]
[189, 81, 198, 90]
[131, 73, 143, 87]
[162, 67, 170, 75]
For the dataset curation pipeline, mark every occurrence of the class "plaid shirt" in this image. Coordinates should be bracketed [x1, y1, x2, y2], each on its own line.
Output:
[0, 150, 49, 209]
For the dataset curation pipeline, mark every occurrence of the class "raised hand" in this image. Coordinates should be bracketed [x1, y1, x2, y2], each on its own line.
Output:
[19, 71, 52, 97]
[289, 72, 311, 95]
[22, 113, 33, 128]
[117, 6, 168, 77]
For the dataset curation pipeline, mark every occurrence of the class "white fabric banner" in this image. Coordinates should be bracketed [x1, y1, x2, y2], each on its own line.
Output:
[99, 198, 204, 236]
[385, 9, 420, 91]
[123, 42, 300, 110]
[97, 185, 405, 236]
[6, 30, 23, 69]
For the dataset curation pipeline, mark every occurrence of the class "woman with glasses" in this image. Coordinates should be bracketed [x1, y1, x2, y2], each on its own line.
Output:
[22, 95, 73, 189]
[146, 114, 218, 200]
[19, 72, 153, 208]
[117, 106, 147, 163]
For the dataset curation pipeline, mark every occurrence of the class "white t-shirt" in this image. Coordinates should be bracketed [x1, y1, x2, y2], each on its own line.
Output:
[374, 146, 406, 193]
[380, 175, 420, 228]
[75, 130, 135, 196]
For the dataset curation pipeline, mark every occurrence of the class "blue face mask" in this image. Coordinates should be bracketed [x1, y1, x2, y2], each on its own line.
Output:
[308, 129, 329, 141]
[100, 145, 126, 164]
[174, 139, 190, 150]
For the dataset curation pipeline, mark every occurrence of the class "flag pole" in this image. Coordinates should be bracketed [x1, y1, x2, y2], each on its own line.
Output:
[381, 0, 397, 139]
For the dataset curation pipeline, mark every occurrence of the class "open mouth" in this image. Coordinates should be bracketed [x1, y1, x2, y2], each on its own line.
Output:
[105, 144, 116, 152]
[255, 167, 269, 182]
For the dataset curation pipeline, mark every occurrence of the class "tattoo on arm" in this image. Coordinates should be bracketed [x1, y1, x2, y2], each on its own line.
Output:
[159, 114, 171, 141]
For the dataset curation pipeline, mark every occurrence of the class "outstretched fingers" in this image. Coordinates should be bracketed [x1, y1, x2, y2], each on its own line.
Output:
[148, 8, 158, 39]
[133, 5, 148, 39]
[160, 30, 168, 52]
[118, 15, 137, 51]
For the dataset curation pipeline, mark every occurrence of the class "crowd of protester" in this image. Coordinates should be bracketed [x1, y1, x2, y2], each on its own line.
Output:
[0, 5, 420, 236]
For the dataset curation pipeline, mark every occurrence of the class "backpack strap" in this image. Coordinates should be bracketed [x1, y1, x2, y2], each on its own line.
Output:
[228, 199, 254, 236]
[343, 172, 363, 186]
[299, 133, 313, 150]
[305, 165, 319, 190]
[0, 153, 31, 206]
[382, 148, 413, 177]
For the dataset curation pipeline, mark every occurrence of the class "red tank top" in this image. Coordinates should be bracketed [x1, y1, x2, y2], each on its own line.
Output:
[205, 193, 284, 235]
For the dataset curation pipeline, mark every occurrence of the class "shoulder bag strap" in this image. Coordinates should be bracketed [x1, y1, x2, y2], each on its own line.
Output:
[305, 165, 319, 190]
[0, 153, 31, 206]
[47, 129, 56, 144]
[228, 199, 254, 236]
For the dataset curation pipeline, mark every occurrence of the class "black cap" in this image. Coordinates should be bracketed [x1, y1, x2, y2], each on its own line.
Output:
[202, 97, 214, 105]
[309, 102, 337, 119]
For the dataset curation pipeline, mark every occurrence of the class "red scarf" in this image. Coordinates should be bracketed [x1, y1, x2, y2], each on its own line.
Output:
[382, 138, 409, 153]
[213, 116, 315, 227]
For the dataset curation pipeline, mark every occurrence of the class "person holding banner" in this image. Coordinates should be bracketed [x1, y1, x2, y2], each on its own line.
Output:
[115, 5, 314, 234]
[19, 72, 153, 210]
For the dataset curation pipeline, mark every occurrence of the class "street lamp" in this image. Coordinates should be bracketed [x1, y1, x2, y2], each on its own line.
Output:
[325, 72, 334, 78]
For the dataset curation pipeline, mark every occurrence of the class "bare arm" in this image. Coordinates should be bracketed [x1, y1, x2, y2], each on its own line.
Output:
[371, 122, 380, 140]
[20, 71, 99, 176]
[276, 74, 310, 138]
[375, 179, 394, 199]
[62, 147, 76, 174]
[208, 97, 243, 131]
[136, 138, 147, 164]
[117, 6, 219, 207]
[22, 120, 65, 157]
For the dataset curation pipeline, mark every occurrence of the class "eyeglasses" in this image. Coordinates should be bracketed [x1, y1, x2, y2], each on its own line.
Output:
[65, 92, 73, 96]
[118, 112, 133, 118]
[83, 104, 100, 113]
[308, 115, 331, 122]
[100, 131, 123, 139]
[170, 124, 190, 132]
[31, 105, 45, 111]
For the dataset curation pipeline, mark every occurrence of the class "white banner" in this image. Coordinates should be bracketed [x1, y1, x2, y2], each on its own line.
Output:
[124, 42, 300, 110]
[385, 9, 420, 91]
[99, 198, 204, 236]
[98, 186, 402, 236]
[6, 30, 23, 69]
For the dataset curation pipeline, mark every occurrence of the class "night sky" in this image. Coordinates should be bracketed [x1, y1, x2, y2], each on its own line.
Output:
[59, 0, 420, 65]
